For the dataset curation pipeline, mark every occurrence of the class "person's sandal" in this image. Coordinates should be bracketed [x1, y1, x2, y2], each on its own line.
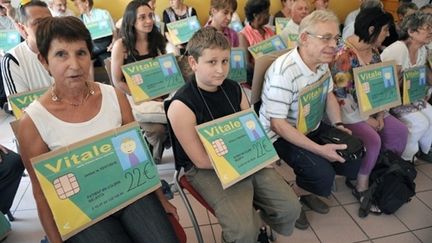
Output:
[352, 188, 382, 216]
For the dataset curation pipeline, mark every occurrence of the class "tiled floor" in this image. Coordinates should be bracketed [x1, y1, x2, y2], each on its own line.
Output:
[1, 108, 432, 243]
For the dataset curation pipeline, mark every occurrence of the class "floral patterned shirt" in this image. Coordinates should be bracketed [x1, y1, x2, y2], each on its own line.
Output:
[330, 42, 381, 124]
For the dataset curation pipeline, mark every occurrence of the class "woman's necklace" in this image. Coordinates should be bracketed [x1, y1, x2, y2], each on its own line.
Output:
[51, 82, 95, 107]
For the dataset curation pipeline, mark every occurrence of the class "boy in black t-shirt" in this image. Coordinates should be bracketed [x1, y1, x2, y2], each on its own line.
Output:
[167, 27, 301, 243]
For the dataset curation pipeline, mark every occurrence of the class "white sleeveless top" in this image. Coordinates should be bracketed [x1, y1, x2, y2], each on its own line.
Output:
[26, 83, 122, 151]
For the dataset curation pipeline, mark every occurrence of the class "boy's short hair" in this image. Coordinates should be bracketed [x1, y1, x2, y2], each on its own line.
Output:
[36, 16, 93, 61]
[18, 0, 48, 24]
[186, 27, 230, 61]
[211, 0, 237, 12]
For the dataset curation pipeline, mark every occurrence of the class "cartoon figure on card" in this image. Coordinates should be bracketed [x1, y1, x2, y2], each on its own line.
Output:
[240, 114, 264, 141]
[112, 130, 149, 171]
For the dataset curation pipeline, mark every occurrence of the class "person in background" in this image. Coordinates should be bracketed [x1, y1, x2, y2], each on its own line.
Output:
[0, 4, 14, 29]
[397, 2, 418, 22]
[272, 0, 295, 25]
[206, 0, 239, 47]
[0, 144, 24, 221]
[239, 0, 274, 85]
[18, 16, 178, 243]
[279, 0, 310, 45]
[313, 0, 330, 10]
[162, 0, 197, 55]
[73, 0, 117, 66]
[45, 0, 74, 17]
[0, 0, 16, 21]
[111, 0, 169, 165]
[331, 7, 408, 213]
[168, 27, 300, 243]
[381, 12, 432, 162]
[1, 0, 53, 104]
[342, 0, 383, 40]
[344, 0, 364, 28]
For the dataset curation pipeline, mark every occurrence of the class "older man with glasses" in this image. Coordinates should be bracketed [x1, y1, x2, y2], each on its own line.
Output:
[259, 10, 361, 230]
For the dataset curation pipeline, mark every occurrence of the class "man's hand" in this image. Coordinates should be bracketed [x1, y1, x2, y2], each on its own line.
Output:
[0, 145, 9, 163]
[335, 125, 352, 135]
[318, 143, 347, 163]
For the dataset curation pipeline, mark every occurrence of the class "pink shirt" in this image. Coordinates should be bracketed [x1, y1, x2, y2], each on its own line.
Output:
[205, 21, 239, 47]
[240, 24, 275, 46]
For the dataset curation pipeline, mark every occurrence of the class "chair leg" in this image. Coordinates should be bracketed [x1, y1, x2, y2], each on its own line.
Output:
[6, 210, 14, 221]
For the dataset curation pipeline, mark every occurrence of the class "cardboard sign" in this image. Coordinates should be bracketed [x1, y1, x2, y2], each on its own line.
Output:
[353, 61, 401, 118]
[275, 17, 289, 35]
[196, 109, 279, 189]
[227, 48, 247, 83]
[402, 66, 428, 105]
[121, 53, 185, 103]
[31, 122, 161, 240]
[286, 34, 298, 49]
[228, 20, 243, 32]
[7, 88, 47, 119]
[0, 30, 21, 52]
[166, 16, 201, 45]
[86, 19, 113, 40]
[297, 73, 331, 134]
[248, 35, 287, 59]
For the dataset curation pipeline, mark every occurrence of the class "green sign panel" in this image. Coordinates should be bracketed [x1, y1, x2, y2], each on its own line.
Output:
[275, 17, 289, 35]
[32, 122, 160, 240]
[166, 16, 200, 45]
[196, 109, 279, 189]
[353, 61, 401, 118]
[0, 30, 21, 52]
[228, 48, 247, 83]
[402, 66, 428, 105]
[121, 53, 185, 103]
[297, 73, 330, 134]
[248, 35, 287, 59]
[86, 19, 113, 40]
[8, 88, 47, 119]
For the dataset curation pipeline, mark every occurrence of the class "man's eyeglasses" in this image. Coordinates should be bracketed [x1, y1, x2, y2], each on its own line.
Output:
[306, 32, 342, 45]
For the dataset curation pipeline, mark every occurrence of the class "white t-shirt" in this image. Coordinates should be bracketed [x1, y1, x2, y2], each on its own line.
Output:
[381, 40, 427, 70]
[1, 41, 53, 97]
[260, 48, 333, 142]
[25, 83, 122, 151]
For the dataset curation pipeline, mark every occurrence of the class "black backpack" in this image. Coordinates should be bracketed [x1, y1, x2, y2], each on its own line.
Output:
[359, 150, 416, 217]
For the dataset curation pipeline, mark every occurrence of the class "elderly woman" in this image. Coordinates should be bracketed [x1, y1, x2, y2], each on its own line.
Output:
[331, 7, 408, 213]
[111, 0, 169, 165]
[17, 16, 178, 243]
[206, 0, 239, 47]
[381, 12, 432, 163]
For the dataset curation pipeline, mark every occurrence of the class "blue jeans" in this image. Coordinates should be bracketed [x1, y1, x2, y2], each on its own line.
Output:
[273, 124, 361, 197]
[65, 193, 178, 243]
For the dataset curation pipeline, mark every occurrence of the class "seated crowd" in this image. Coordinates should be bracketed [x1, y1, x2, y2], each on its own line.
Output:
[1, 0, 432, 242]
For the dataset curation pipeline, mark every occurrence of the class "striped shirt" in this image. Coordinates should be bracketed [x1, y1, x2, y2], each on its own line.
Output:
[259, 48, 333, 142]
[1, 41, 53, 99]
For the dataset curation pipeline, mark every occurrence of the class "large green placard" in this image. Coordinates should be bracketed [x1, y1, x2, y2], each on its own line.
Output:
[0, 30, 21, 52]
[196, 109, 279, 189]
[275, 17, 289, 35]
[227, 48, 247, 83]
[8, 88, 48, 119]
[297, 73, 330, 134]
[353, 61, 401, 118]
[402, 66, 428, 105]
[248, 35, 287, 59]
[32, 122, 160, 240]
[166, 16, 200, 45]
[121, 53, 185, 103]
[86, 19, 113, 40]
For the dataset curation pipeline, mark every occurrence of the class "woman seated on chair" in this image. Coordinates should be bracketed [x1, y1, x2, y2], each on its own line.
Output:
[17, 16, 178, 243]
[167, 27, 301, 243]
[111, 0, 169, 164]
